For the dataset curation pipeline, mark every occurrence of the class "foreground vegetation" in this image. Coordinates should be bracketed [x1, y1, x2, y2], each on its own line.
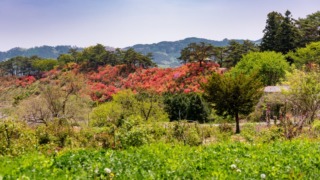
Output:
[1, 140, 319, 179]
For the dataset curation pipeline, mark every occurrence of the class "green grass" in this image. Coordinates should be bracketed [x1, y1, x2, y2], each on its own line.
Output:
[1, 140, 320, 179]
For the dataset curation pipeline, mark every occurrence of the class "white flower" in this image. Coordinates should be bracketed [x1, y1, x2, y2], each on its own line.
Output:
[261, 174, 266, 179]
[230, 164, 237, 169]
[94, 168, 99, 174]
[104, 168, 112, 173]
[236, 169, 241, 173]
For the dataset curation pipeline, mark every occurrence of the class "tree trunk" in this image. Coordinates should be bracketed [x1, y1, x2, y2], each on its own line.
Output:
[235, 113, 240, 134]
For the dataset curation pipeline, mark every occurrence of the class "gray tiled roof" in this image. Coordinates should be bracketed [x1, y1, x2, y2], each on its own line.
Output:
[264, 86, 289, 93]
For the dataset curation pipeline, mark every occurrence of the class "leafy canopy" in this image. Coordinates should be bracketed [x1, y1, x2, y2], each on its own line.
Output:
[231, 51, 290, 86]
[203, 72, 263, 133]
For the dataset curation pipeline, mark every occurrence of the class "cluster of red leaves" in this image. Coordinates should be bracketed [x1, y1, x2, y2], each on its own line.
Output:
[10, 62, 221, 102]
[87, 62, 220, 102]
[15, 76, 37, 87]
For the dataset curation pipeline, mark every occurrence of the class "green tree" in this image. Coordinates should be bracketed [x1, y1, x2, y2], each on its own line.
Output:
[32, 59, 58, 72]
[203, 72, 263, 133]
[123, 48, 156, 69]
[231, 51, 290, 86]
[282, 69, 320, 124]
[178, 42, 215, 67]
[164, 93, 211, 122]
[288, 41, 320, 68]
[296, 11, 320, 46]
[278, 10, 300, 55]
[224, 40, 258, 68]
[212, 46, 227, 67]
[260, 11, 284, 52]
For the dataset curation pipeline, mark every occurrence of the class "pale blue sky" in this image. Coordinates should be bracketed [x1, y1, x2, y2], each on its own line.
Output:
[0, 0, 319, 51]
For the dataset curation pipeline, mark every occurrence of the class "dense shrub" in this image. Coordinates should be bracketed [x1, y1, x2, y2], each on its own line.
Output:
[164, 93, 211, 123]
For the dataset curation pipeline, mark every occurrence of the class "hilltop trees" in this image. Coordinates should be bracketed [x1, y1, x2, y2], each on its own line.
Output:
[0, 56, 57, 76]
[178, 42, 215, 67]
[224, 40, 259, 68]
[179, 40, 258, 68]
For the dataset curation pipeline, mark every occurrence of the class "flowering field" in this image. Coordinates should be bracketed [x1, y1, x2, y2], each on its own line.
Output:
[1, 140, 319, 179]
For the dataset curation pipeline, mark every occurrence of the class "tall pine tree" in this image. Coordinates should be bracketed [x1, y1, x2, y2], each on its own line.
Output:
[260, 11, 283, 52]
[278, 10, 300, 54]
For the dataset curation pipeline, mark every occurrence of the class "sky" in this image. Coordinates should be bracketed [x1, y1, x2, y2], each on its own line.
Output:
[0, 0, 319, 51]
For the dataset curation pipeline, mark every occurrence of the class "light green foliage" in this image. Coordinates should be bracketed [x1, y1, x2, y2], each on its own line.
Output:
[90, 90, 169, 148]
[231, 51, 290, 86]
[312, 119, 320, 134]
[91, 90, 169, 127]
[1, 141, 320, 179]
[32, 59, 58, 72]
[288, 41, 320, 68]
[90, 102, 123, 127]
[282, 69, 320, 124]
[0, 119, 36, 156]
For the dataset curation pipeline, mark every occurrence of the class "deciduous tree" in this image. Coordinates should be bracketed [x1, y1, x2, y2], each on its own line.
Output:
[203, 72, 263, 133]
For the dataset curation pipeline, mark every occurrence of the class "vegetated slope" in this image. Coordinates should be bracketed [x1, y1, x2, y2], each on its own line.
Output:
[0, 37, 261, 67]
[128, 37, 261, 67]
[37, 62, 220, 102]
[0, 45, 74, 61]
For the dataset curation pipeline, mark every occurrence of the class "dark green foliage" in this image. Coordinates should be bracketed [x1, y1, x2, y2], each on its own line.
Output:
[224, 40, 259, 67]
[204, 72, 263, 133]
[187, 93, 211, 123]
[57, 44, 157, 71]
[261, 10, 301, 55]
[178, 42, 215, 67]
[164, 93, 211, 123]
[278, 10, 301, 55]
[296, 11, 320, 46]
[260, 11, 283, 52]
[0, 56, 55, 76]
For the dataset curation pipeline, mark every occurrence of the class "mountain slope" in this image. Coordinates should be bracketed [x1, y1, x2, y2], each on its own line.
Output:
[0, 45, 73, 61]
[0, 37, 261, 67]
[128, 37, 261, 67]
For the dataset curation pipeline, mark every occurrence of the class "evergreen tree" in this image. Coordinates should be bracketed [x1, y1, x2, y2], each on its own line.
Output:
[178, 42, 215, 67]
[278, 10, 300, 54]
[260, 11, 283, 52]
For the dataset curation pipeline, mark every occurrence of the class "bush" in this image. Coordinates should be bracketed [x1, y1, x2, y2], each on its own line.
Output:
[241, 123, 257, 142]
[164, 93, 211, 123]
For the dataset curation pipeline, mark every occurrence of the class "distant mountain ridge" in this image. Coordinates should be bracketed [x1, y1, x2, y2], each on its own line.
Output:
[0, 37, 261, 67]
[128, 37, 261, 67]
[0, 45, 73, 61]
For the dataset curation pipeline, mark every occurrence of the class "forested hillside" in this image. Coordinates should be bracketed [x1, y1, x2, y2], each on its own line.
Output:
[0, 38, 261, 67]
[0, 46, 73, 61]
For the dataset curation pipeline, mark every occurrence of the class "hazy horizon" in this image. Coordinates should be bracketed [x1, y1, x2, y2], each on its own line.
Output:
[1, 0, 319, 51]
